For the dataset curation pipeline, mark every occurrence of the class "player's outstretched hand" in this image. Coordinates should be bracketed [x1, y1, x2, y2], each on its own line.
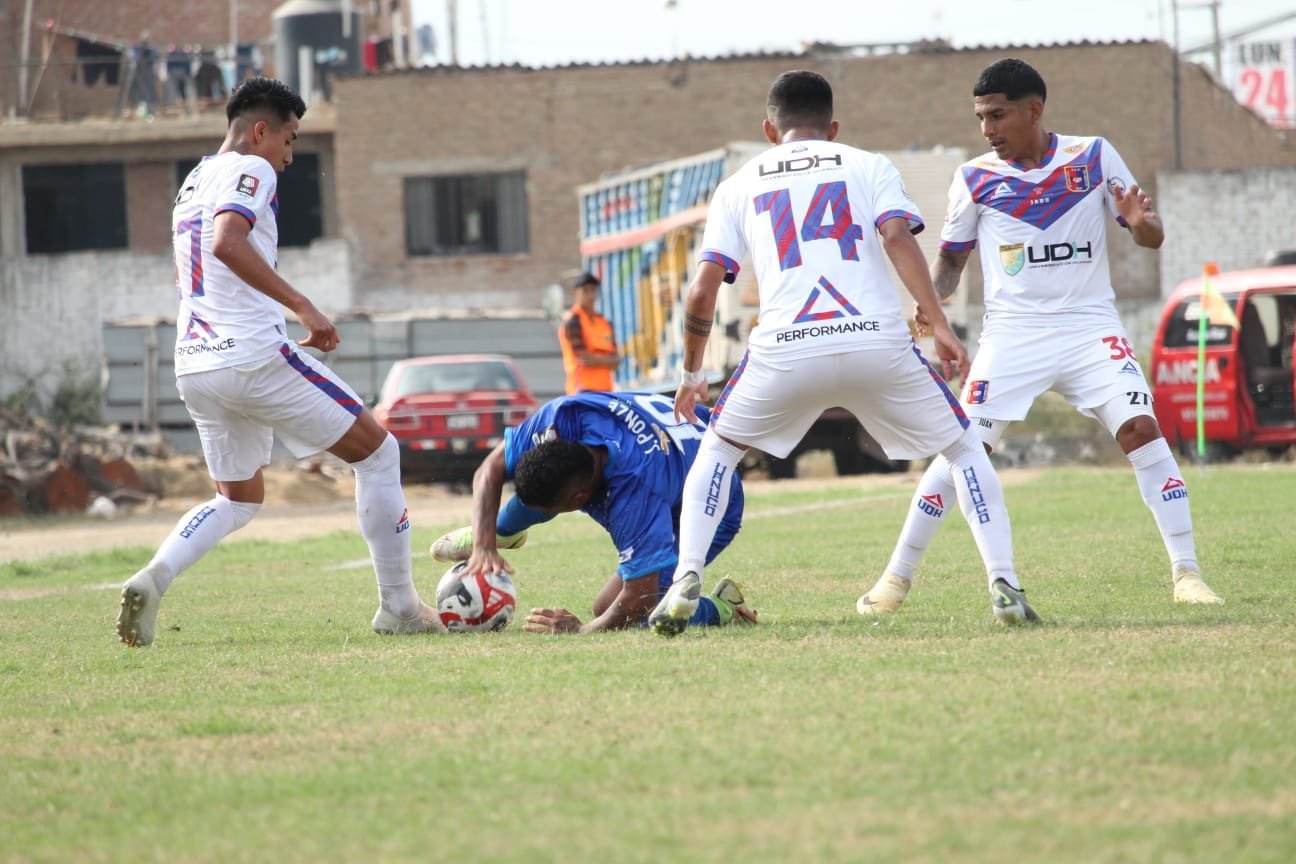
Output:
[523, 607, 581, 634]
[466, 548, 514, 577]
[674, 379, 708, 423]
[1113, 183, 1158, 226]
[295, 302, 340, 353]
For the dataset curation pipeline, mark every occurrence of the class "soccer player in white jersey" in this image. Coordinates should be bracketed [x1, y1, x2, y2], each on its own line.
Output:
[860, 58, 1222, 614]
[648, 69, 1039, 636]
[117, 77, 445, 646]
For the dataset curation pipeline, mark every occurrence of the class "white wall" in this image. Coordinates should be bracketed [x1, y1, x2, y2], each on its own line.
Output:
[1158, 166, 1296, 297]
[0, 238, 353, 404]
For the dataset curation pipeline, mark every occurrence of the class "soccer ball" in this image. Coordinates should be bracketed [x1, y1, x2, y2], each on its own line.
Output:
[434, 561, 516, 632]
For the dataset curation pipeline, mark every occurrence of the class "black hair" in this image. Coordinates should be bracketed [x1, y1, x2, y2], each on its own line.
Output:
[513, 439, 594, 509]
[973, 58, 1047, 102]
[766, 69, 834, 133]
[226, 76, 307, 126]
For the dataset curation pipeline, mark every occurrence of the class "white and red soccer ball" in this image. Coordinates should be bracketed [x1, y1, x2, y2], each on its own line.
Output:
[435, 561, 516, 632]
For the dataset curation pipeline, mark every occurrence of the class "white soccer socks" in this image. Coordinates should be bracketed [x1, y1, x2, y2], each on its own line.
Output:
[352, 434, 421, 620]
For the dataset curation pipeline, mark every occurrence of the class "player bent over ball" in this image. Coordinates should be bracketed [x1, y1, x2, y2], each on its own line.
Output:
[431, 391, 757, 634]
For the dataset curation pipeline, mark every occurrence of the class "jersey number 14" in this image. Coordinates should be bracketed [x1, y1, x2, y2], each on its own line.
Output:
[753, 181, 864, 271]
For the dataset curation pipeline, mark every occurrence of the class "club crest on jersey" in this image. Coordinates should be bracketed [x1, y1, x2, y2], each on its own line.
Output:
[999, 243, 1025, 276]
[236, 173, 259, 197]
[966, 379, 990, 404]
[793, 276, 861, 323]
[1064, 165, 1090, 192]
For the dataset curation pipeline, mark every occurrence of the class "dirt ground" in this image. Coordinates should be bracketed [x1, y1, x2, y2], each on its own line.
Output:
[0, 452, 892, 564]
[0, 457, 477, 564]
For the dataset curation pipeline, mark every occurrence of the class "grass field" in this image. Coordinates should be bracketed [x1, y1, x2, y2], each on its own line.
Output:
[2, 464, 1294, 864]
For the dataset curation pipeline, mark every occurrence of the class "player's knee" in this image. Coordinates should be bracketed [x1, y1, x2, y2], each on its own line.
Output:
[1116, 415, 1161, 453]
[352, 432, 400, 475]
[228, 500, 261, 530]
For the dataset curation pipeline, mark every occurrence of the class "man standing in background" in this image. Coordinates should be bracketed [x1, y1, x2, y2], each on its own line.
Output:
[558, 271, 619, 393]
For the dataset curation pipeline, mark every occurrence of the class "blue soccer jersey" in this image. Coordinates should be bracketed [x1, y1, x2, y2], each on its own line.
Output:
[502, 391, 743, 580]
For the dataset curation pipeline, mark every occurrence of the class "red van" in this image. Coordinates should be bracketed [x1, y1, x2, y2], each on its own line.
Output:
[1150, 265, 1296, 459]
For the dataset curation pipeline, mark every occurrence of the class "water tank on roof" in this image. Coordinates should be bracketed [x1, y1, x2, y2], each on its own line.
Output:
[273, 0, 361, 100]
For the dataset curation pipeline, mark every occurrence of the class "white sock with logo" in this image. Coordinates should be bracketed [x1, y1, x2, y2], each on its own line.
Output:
[1128, 438, 1198, 570]
[942, 432, 1017, 589]
[886, 455, 957, 581]
[145, 495, 260, 593]
[673, 431, 745, 582]
[353, 434, 420, 618]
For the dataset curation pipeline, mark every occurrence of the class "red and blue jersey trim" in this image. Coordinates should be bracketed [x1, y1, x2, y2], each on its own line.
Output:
[700, 250, 740, 284]
[709, 349, 748, 426]
[874, 209, 924, 235]
[961, 137, 1104, 231]
[279, 344, 363, 416]
[910, 342, 969, 429]
[216, 202, 257, 227]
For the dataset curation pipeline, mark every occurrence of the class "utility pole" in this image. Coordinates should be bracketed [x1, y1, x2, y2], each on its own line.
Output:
[17, 0, 34, 116]
[446, 0, 458, 66]
[1172, 0, 1183, 170]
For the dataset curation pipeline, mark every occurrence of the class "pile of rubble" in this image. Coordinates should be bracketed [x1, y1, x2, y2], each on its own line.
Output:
[0, 406, 166, 517]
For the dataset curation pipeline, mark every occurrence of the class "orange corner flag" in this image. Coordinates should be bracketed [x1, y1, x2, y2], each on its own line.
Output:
[1199, 262, 1238, 329]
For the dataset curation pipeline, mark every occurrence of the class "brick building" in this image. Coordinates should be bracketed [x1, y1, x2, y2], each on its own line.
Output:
[3, 34, 1296, 405]
[332, 40, 1296, 309]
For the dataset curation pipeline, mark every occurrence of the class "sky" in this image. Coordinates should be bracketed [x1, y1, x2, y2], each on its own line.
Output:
[407, 0, 1296, 71]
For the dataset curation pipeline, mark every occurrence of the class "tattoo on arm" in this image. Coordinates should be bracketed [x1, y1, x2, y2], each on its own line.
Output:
[933, 252, 964, 300]
[684, 313, 712, 339]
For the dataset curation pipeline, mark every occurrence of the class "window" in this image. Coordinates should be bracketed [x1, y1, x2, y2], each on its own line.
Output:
[404, 171, 528, 256]
[23, 163, 127, 253]
[174, 155, 322, 248]
[1161, 296, 1239, 349]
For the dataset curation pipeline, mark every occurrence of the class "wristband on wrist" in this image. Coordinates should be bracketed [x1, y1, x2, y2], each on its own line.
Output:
[681, 367, 706, 388]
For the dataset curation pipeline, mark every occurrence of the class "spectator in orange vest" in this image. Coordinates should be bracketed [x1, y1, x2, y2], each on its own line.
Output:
[558, 271, 619, 393]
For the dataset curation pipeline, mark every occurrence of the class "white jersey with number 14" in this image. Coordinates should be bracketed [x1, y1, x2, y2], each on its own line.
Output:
[699, 139, 924, 360]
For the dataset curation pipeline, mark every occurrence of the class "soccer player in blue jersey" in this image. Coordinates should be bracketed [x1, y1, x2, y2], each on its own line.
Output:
[430, 391, 756, 634]
[117, 77, 445, 646]
[863, 58, 1222, 610]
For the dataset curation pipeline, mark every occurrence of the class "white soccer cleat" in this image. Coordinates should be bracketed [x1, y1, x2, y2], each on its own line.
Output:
[430, 526, 527, 563]
[117, 568, 163, 647]
[648, 571, 702, 637]
[990, 578, 1041, 626]
[856, 571, 911, 616]
[1172, 565, 1224, 604]
[372, 602, 448, 635]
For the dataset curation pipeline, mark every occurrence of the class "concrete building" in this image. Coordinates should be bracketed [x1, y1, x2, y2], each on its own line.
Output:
[2, 34, 1295, 410]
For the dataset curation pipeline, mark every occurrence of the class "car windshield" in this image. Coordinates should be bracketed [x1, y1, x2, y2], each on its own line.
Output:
[1161, 295, 1239, 348]
[393, 361, 517, 396]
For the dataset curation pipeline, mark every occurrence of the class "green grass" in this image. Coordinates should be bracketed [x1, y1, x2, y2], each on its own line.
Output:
[2, 465, 1294, 864]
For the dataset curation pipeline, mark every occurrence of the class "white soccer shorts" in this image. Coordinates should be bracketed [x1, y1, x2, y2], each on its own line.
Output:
[710, 343, 969, 461]
[177, 344, 365, 481]
[960, 315, 1155, 427]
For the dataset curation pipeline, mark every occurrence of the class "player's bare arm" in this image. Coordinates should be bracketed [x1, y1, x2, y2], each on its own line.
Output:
[675, 261, 725, 422]
[211, 211, 339, 351]
[1113, 183, 1164, 250]
[465, 445, 513, 576]
[880, 218, 970, 381]
[522, 575, 657, 634]
[932, 246, 972, 302]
